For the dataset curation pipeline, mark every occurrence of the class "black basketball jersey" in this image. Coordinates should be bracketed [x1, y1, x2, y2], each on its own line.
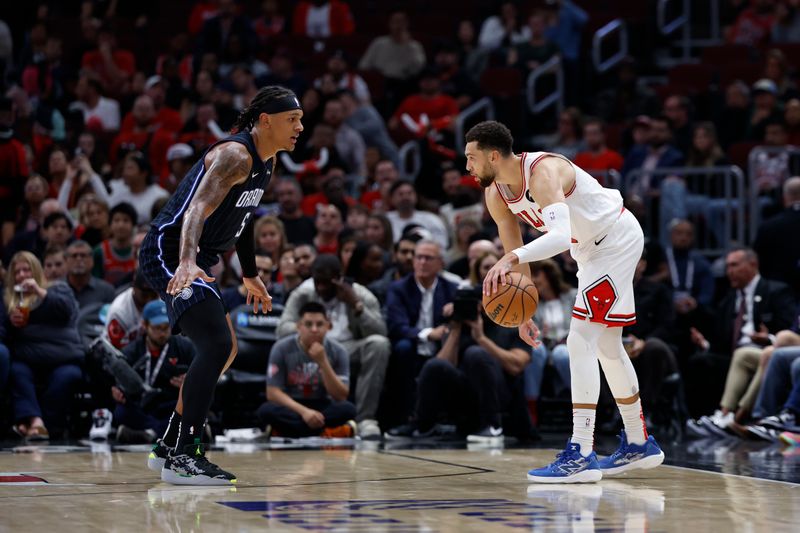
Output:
[151, 131, 273, 264]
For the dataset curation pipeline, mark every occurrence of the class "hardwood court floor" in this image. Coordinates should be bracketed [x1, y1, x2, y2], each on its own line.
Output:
[0, 443, 798, 532]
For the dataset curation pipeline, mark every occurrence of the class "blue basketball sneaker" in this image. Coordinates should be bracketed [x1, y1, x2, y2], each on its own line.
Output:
[597, 430, 665, 476]
[527, 440, 603, 483]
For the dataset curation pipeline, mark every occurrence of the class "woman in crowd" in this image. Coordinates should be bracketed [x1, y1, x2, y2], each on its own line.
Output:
[73, 195, 110, 248]
[3, 251, 84, 440]
[254, 215, 287, 269]
[338, 229, 359, 273]
[107, 152, 169, 227]
[365, 214, 394, 254]
[271, 246, 303, 305]
[344, 241, 386, 287]
[16, 174, 49, 234]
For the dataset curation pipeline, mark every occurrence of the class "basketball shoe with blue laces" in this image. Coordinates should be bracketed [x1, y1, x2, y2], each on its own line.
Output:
[527, 440, 603, 483]
[597, 429, 665, 476]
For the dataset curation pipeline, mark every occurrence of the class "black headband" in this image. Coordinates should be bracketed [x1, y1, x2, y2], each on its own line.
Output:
[262, 94, 302, 114]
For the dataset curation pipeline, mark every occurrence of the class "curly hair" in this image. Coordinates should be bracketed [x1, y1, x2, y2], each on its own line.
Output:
[465, 121, 514, 156]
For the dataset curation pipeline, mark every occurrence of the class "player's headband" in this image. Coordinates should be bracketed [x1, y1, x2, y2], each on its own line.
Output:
[262, 94, 302, 114]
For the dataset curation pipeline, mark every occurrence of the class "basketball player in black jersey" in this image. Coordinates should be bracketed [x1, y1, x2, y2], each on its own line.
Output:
[138, 86, 303, 485]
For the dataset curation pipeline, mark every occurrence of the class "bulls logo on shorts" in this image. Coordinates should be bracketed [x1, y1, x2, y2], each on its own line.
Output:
[572, 275, 636, 327]
[584, 276, 617, 320]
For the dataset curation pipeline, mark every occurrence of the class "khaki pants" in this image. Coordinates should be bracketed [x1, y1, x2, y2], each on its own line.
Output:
[720, 346, 765, 412]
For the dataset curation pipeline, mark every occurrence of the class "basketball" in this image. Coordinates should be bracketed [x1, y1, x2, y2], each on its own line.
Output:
[482, 272, 539, 327]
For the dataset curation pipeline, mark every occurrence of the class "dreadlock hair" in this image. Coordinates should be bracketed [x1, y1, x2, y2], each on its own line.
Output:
[232, 86, 299, 133]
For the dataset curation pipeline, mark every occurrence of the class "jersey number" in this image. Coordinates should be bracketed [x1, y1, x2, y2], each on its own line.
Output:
[235, 212, 252, 239]
[516, 209, 545, 228]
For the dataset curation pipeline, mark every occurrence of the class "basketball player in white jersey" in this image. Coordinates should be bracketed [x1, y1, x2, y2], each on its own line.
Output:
[464, 121, 664, 483]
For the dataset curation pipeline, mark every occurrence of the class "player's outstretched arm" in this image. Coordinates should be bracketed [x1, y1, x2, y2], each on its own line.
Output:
[167, 143, 252, 296]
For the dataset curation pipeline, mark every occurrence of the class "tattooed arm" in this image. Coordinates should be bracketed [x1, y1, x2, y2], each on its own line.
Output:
[166, 142, 252, 295]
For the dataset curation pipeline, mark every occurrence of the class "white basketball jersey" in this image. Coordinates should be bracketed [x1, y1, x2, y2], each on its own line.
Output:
[494, 151, 623, 243]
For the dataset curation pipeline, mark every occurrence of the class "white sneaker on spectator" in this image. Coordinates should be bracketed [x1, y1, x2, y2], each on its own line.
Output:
[358, 419, 381, 441]
[699, 411, 735, 438]
[758, 411, 798, 432]
[89, 409, 113, 441]
[685, 419, 712, 439]
[467, 426, 504, 445]
[747, 424, 781, 441]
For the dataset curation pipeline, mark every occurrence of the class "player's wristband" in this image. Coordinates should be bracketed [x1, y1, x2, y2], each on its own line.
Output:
[235, 217, 258, 278]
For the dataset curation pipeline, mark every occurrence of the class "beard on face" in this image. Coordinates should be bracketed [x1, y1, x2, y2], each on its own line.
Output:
[477, 170, 496, 188]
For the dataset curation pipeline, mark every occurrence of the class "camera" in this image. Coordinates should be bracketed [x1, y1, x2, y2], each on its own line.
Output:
[452, 286, 482, 322]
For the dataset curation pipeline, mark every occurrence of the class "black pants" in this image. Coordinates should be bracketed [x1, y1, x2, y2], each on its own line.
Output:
[415, 345, 530, 436]
[256, 398, 356, 437]
[381, 339, 429, 427]
[686, 351, 731, 418]
[632, 338, 680, 413]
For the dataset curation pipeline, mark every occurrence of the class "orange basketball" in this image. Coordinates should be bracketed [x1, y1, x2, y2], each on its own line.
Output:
[482, 271, 539, 327]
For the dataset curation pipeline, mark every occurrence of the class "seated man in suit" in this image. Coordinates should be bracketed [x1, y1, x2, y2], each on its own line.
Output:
[686, 247, 796, 417]
[276, 254, 389, 440]
[383, 239, 458, 430]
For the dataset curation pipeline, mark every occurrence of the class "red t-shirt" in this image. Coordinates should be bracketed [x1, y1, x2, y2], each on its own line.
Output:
[392, 94, 459, 123]
[120, 107, 183, 134]
[301, 193, 356, 217]
[81, 49, 136, 84]
[573, 148, 624, 178]
[360, 190, 385, 211]
[315, 240, 338, 255]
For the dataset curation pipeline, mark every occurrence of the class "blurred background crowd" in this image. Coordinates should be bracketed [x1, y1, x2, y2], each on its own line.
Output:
[0, 0, 799, 445]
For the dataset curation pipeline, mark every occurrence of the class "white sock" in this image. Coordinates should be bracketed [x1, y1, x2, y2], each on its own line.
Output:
[618, 399, 648, 444]
[571, 407, 596, 456]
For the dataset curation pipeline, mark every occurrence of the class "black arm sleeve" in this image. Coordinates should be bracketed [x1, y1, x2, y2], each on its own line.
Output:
[235, 216, 258, 278]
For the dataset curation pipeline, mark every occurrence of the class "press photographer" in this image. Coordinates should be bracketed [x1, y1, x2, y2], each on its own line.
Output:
[387, 257, 536, 443]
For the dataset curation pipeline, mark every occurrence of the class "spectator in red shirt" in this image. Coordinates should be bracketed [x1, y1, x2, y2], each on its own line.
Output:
[573, 118, 624, 185]
[81, 24, 136, 95]
[253, 0, 287, 45]
[314, 204, 344, 255]
[120, 76, 182, 134]
[301, 169, 356, 217]
[187, 1, 219, 35]
[0, 97, 28, 246]
[109, 95, 176, 174]
[178, 102, 221, 154]
[360, 159, 400, 213]
[389, 67, 459, 135]
[292, 0, 355, 38]
[727, 0, 777, 47]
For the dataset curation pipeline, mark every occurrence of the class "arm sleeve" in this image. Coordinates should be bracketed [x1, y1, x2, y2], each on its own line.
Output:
[235, 217, 258, 278]
[512, 202, 572, 264]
